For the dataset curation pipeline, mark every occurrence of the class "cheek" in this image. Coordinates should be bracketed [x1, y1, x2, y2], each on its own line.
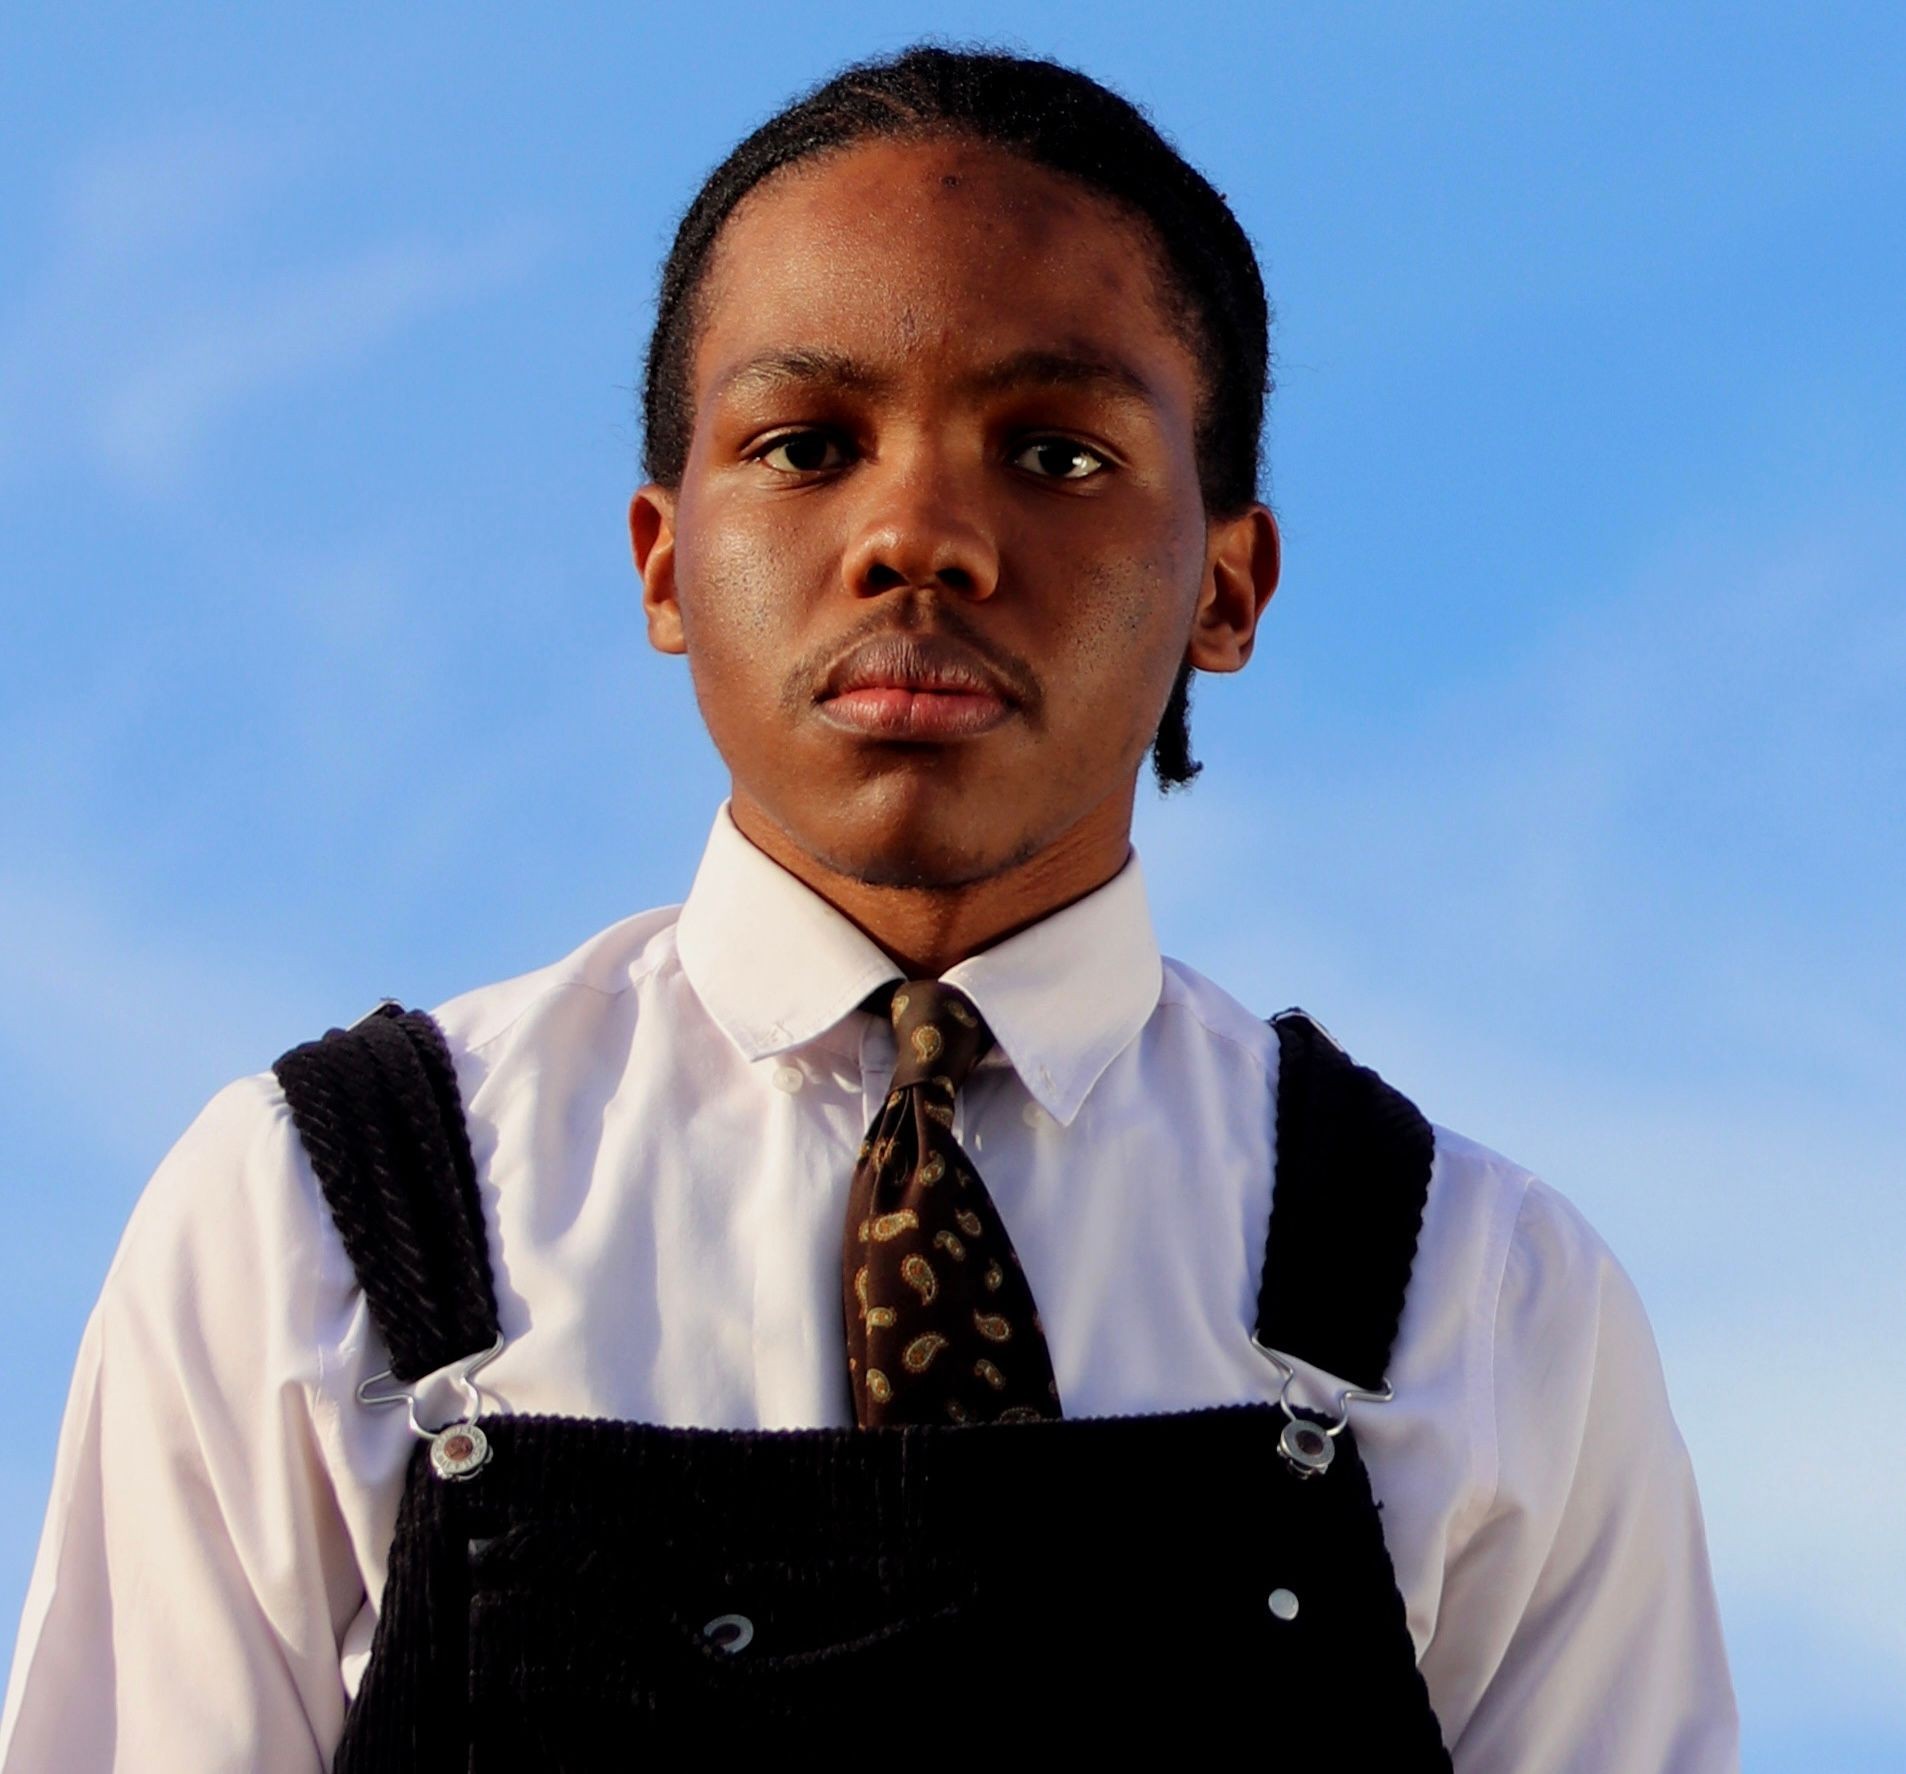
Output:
[674, 497, 811, 696]
[1052, 539, 1201, 741]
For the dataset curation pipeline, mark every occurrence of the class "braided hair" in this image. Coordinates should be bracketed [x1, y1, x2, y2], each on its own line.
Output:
[640, 44, 1271, 789]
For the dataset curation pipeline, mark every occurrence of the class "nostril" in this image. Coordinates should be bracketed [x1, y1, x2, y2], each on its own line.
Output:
[853, 561, 988, 598]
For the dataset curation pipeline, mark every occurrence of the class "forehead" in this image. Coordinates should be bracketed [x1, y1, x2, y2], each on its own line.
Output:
[692, 136, 1196, 410]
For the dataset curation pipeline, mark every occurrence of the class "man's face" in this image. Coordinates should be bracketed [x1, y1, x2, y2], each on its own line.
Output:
[633, 136, 1274, 890]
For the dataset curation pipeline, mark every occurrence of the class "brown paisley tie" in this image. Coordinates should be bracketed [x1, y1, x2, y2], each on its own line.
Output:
[842, 981, 1063, 1428]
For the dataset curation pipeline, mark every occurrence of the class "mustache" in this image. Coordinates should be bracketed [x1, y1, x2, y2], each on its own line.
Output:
[790, 607, 1044, 717]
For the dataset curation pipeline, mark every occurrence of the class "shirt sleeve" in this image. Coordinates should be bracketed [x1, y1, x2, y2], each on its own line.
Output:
[0, 1075, 367, 1774]
[1433, 1177, 1740, 1773]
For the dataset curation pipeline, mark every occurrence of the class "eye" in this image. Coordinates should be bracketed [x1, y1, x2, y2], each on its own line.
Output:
[756, 430, 851, 474]
[1011, 437, 1109, 481]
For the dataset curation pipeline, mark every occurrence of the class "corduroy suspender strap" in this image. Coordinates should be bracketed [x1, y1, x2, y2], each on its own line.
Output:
[270, 1001, 1435, 1399]
[272, 1003, 500, 1383]
[1256, 1010, 1435, 1393]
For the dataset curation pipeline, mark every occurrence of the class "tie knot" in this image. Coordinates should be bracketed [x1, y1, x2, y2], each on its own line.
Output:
[886, 981, 994, 1093]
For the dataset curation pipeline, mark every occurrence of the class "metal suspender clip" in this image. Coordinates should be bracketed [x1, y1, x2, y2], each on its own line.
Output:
[1250, 1334, 1393, 1479]
[356, 1334, 506, 1481]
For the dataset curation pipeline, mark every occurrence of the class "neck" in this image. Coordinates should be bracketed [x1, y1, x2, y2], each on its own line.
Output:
[730, 788, 1136, 978]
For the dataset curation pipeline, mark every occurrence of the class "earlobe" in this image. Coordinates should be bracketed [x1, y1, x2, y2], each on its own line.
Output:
[630, 485, 686, 656]
[1187, 505, 1280, 674]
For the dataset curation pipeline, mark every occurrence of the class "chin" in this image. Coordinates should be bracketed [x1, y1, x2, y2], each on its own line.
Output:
[822, 821, 1023, 891]
[838, 846, 1001, 891]
[796, 783, 1040, 892]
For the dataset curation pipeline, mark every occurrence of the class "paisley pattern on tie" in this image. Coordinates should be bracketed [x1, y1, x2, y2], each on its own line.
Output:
[843, 981, 1063, 1428]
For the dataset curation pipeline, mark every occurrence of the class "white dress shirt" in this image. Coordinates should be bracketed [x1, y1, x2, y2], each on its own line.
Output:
[1, 804, 1738, 1771]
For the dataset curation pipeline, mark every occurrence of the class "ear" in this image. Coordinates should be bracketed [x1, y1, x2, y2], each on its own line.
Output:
[1186, 504, 1280, 673]
[629, 485, 685, 656]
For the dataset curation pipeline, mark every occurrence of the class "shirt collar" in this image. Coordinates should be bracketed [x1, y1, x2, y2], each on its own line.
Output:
[674, 803, 1163, 1126]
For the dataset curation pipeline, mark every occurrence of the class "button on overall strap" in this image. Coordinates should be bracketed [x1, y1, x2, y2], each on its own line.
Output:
[273, 1002, 500, 1383]
[1256, 1010, 1436, 1394]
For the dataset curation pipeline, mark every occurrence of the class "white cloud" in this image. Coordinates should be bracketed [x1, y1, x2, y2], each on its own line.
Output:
[0, 866, 326, 1173]
[51, 120, 295, 270]
[0, 124, 553, 496]
[94, 223, 552, 495]
[0, 121, 284, 476]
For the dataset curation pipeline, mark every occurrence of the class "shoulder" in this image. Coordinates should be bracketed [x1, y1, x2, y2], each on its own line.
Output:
[1147, 963, 1545, 1252]
[103, 904, 691, 1334]
[1151, 955, 1281, 1077]
[109, 1070, 313, 1273]
[1426, 1122, 1659, 1409]
[84, 1066, 347, 1408]
[1489, 1159, 1676, 1451]
[1409, 1117, 1639, 1414]
[1151, 959, 1616, 1305]
[1147, 961, 1577, 1313]
[1157, 960, 1634, 1423]
[1147, 962, 1602, 1390]
[1404, 1153, 1733, 1760]
[1402, 1115, 1680, 1556]
[427, 903, 685, 1060]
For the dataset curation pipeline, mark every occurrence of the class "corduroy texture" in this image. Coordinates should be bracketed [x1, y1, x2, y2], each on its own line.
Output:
[336, 1409, 1449, 1763]
[1256, 1010, 1436, 1392]
[273, 1004, 500, 1382]
[290, 1001, 1448, 1766]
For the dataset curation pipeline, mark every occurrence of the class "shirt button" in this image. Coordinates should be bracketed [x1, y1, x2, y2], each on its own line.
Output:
[772, 1064, 805, 1094]
[1021, 1100, 1050, 1128]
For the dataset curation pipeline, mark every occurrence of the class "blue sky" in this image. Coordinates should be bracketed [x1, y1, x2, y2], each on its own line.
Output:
[3, 3, 1902, 1763]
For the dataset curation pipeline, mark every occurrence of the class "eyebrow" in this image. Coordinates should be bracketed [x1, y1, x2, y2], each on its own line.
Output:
[710, 345, 1162, 408]
[959, 347, 1158, 407]
[712, 347, 892, 401]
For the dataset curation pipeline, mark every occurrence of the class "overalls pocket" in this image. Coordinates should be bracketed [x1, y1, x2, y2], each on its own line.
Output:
[464, 1521, 978, 1759]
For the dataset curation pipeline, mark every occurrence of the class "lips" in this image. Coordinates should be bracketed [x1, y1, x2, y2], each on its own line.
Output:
[817, 632, 1020, 741]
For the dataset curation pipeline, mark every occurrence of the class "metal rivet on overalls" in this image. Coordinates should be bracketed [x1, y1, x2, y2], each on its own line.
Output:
[429, 1421, 491, 1481]
[1278, 1416, 1335, 1478]
[702, 1613, 754, 1654]
[1268, 1587, 1300, 1622]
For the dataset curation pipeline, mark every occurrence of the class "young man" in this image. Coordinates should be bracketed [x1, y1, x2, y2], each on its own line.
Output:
[2, 47, 1737, 1769]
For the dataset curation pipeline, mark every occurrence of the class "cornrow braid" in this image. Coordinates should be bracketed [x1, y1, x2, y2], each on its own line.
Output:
[640, 44, 1269, 789]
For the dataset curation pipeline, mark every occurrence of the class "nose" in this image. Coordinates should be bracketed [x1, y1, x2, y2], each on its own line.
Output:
[839, 448, 1000, 603]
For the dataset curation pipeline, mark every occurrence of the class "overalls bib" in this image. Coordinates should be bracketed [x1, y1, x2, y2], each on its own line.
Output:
[274, 1004, 1453, 1766]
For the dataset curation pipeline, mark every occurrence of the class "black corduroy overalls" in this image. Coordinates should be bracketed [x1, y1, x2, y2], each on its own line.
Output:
[273, 1004, 1454, 1767]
